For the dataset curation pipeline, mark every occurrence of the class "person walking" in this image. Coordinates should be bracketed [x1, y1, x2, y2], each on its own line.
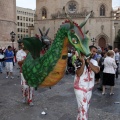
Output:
[107, 45, 115, 59]
[4, 46, 14, 78]
[16, 42, 34, 106]
[74, 45, 100, 120]
[0, 49, 4, 73]
[97, 51, 107, 91]
[114, 48, 119, 79]
[102, 50, 117, 95]
[95, 49, 102, 84]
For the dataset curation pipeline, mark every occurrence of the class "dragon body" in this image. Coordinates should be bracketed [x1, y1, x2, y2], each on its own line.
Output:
[22, 12, 92, 88]
[22, 28, 69, 88]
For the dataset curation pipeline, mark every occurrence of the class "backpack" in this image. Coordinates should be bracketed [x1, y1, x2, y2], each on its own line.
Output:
[99, 57, 104, 71]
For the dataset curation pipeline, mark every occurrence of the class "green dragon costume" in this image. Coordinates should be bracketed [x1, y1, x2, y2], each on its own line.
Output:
[22, 11, 92, 88]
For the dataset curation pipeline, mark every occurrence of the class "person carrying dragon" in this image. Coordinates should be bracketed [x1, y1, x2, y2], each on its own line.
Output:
[16, 41, 34, 106]
[74, 45, 99, 120]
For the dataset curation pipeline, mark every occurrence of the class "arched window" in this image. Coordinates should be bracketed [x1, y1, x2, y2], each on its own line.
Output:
[42, 8, 47, 19]
[100, 5, 105, 16]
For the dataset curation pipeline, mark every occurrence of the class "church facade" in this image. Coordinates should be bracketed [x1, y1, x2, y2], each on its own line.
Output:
[35, 0, 113, 50]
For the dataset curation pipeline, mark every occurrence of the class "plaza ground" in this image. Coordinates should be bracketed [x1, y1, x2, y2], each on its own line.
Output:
[0, 64, 120, 120]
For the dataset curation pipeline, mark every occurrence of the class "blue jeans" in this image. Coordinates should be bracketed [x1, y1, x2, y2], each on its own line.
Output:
[2, 61, 5, 67]
[0, 62, 2, 72]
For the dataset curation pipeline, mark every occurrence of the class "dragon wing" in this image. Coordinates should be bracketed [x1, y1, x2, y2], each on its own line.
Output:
[22, 37, 45, 59]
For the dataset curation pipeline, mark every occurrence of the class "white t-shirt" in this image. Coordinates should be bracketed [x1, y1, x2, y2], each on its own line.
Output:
[16, 49, 26, 62]
[16, 49, 27, 84]
[74, 59, 98, 91]
[68, 53, 72, 57]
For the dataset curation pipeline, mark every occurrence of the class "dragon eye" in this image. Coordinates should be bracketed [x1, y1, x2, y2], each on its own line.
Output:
[72, 38, 77, 44]
[71, 30, 75, 33]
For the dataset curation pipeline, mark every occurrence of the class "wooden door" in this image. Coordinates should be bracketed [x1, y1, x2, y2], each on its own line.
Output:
[98, 37, 106, 51]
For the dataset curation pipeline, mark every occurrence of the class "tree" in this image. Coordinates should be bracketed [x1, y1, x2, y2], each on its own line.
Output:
[115, 29, 120, 42]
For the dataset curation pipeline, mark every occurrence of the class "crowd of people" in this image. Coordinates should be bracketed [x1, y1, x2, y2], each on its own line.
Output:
[0, 44, 120, 119]
[0, 45, 34, 106]
[0, 46, 16, 76]
[95, 46, 119, 95]
[66, 45, 120, 95]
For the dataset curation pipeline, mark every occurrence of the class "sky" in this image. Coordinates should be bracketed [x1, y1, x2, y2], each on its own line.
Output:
[16, 0, 36, 10]
[16, 0, 120, 10]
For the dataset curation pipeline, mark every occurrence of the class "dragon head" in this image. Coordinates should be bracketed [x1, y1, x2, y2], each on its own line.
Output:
[21, 28, 51, 59]
[61, 9, 93, 57]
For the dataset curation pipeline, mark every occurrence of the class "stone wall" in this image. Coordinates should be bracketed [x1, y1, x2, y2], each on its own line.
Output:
[0, 0, 17, 48]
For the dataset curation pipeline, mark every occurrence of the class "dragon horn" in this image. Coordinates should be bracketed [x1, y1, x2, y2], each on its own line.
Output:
[85, 30, 89, 34]
[62, 6, 74, 28]
[45, 28, 50, 36]
[79, 11, 93, 28]
[39, 28, 43, 36]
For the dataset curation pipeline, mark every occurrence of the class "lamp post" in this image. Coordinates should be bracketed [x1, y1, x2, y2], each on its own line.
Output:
[91, 38, 96, 45]
[10, 31, 16, 49]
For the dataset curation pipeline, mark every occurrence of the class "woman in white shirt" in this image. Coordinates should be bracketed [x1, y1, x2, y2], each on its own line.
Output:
[102, 50, 117, 95]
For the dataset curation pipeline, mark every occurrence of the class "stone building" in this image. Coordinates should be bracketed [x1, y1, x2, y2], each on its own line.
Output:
[35, 0, 113, 50]
[113, 7, 120, 20]
[112, 7, 120, 36]
[0, 0, 17, 48]
[16, 7, 35, 39]
[112, 7, 120, 48]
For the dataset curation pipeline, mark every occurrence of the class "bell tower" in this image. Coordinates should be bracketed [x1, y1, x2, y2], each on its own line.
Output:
[0, 0, 17, 48]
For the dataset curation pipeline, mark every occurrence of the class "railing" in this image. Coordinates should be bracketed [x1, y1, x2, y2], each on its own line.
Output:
[51, 11, 94, 19]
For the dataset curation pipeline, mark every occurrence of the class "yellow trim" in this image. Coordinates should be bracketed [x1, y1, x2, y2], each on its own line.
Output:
[40, 37, 69, 87]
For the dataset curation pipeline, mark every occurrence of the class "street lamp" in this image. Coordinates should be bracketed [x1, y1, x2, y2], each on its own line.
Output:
[91, 38, 96, 45]
[10, 31, 16, 48]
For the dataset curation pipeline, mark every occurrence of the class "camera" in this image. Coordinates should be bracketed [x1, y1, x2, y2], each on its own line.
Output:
[74, 58, 82, 69]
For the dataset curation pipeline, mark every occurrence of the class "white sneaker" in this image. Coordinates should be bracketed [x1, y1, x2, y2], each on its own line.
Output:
[29, 102, 34, 106]
[6, 76, 9, 79]
[11, 76, 14, 79]
[110, 93, 114, 95]
[22, 97, 27, 104]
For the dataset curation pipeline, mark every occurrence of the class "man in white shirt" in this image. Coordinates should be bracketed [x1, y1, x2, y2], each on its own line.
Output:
[74, 45, 100, 120]
[114, 48, 120, 78]
[16, 43, 34, 106]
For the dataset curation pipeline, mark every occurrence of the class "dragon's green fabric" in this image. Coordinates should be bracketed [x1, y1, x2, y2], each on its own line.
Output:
[22, 12, 92, 88]
[23, 37, 45, 59]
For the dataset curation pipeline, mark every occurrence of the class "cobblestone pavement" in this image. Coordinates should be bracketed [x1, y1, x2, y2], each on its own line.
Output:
[0, 64, 120, 120]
